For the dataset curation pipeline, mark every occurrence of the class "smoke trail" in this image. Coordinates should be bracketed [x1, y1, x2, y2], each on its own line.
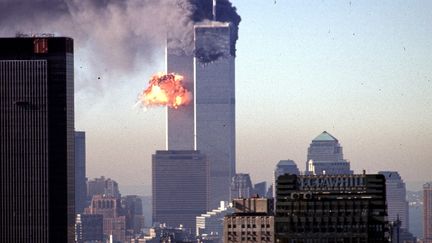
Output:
[0, 0, 240, 87]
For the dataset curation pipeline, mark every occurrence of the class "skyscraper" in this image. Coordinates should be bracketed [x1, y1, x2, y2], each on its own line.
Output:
[152, 150, 208, 232]
[166, 49, 194, 150]
[75, 131, 87, 214]
[194, 22, 236, 209]
[379, 171, 409, 230]
[0, 37, 75, 242]
[230, 173, 253, 199]
[424, 182, 432, 243]
[275, 173, 388, 242]
[87, 176, 121, 199]
[306, 131, 352, 175]
[272, 160, 300, 199]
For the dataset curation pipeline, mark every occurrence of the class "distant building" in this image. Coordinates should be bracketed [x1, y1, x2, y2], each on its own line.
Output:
[142, 224, 195, 243]
[75, 214, 104, 243]
[424, 182, 432, 243]
[306, 131, 353, 175]
[254, 182, 267, 197]
[196, 201, 234, 239]
[152, 150, 208, 233]
[230, 173, 253, 199]
[379, 171, 409, 230]
[275, 173, 388, 242]
[224, 197, 274, 243]
[75, 131, 87, 214]
[85, 195, 126, 243]
[122, 195, 145, 234]
[0, 37, 75, 243]
[87, 176, 121, 199]
[273, 160, 300, 198]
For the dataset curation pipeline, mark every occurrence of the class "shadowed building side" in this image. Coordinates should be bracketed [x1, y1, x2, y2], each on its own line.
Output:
[0, 37, 75, 243]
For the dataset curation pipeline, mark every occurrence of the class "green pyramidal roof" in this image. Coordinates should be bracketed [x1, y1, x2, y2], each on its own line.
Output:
[312, 131, 338, 141]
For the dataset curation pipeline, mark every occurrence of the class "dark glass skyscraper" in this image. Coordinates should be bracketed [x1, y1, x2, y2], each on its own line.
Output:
[0, 37, 75, 242]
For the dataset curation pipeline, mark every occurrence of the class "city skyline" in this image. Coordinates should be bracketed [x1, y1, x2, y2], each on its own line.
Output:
[73, 1, 431, 194]
[0, 1, 430, 193]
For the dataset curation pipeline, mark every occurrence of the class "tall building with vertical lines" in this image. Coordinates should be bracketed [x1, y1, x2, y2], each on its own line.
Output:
[424, 182, 432, 243]
[152, 150, 208, 233]
[164, 21, 236, 210]
[166, 48, 195, 151]
[0, 37, 75, 242]
[379, 171, 409, 230]
[75, 131, 87, 214]
[194, 22, 236, 209]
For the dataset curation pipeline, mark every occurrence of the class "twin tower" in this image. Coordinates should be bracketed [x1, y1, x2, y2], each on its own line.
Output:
[165, 22, 236, 209]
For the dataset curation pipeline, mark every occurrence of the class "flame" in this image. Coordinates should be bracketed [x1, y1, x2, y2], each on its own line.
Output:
[137, 73, 191, 109]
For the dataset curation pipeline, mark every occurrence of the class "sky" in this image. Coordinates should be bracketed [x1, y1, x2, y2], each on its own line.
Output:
[71, 0, 432, 195]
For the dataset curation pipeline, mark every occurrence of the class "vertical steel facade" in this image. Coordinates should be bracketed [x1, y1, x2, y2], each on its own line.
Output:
[0, 37, 75, 243]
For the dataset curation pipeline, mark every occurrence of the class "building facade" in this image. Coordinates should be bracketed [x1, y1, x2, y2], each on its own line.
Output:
[122, 195, 145, 234]
[87, 176, 121, 200]
[224, 198, 274, 243]
[273, 160, 300, 199]
[75, 131, 87, 214]
[0, 37, 75, 242]
[230, 173, 253, 200]
[306, 131, 352, 175]
[424, 182, 432, 243]
[166, 48, 195, 151]
[152, 150, 208, 232]
[379, 171, 409, 230]
[275, 173, 388, 243]
[194, 22, 236, 209]
[196, 201, 234, 239]
[75, 214, 104, 243]
[85, 195, 126, 243]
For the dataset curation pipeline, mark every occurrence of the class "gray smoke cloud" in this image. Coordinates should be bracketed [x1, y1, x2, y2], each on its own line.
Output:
[0, 0, 240, 87]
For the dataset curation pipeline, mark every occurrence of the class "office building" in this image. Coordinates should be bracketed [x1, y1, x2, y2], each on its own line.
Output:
[194, 21, 236, 209]
[275, 173, 388, 243]
[87, 176, 121, 199]
[75, 214, 104, 243]
[196, 201, 234, 238]
[75, 131, 87, 214]
[306, 131, 353, 175]
[230, 173, 253, 200]
[379, 171, 409, 230]
[273, 160, 300, 198]
[122, 195, 145, 234]
[424, 182, 432, 243]
[152, 150, 208, 232]
[85, 195, 126, 242]
[224, 197, 274, 243]
[0, 37, 75, 242]
[166, 46, 195, 151]
[254, 182, 267, 197]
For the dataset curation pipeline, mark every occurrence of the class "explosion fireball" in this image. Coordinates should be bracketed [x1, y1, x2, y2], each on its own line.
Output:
[137, 73, 191, 109]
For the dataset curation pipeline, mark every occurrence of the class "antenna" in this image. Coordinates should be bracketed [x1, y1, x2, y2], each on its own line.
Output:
[213, 0, 217, 21]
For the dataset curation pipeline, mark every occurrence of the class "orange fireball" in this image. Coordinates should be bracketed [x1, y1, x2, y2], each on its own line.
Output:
[138, 73, 191, 109]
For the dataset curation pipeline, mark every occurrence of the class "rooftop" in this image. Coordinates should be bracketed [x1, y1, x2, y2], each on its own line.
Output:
[312, 131, 338, 142]
[277, 160, 296, 166]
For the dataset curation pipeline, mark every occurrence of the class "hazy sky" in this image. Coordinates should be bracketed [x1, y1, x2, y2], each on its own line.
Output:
[74, 0, 432, 195]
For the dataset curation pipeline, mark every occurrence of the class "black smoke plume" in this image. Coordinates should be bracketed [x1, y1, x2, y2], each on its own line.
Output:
[0, 0, 240, 87]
